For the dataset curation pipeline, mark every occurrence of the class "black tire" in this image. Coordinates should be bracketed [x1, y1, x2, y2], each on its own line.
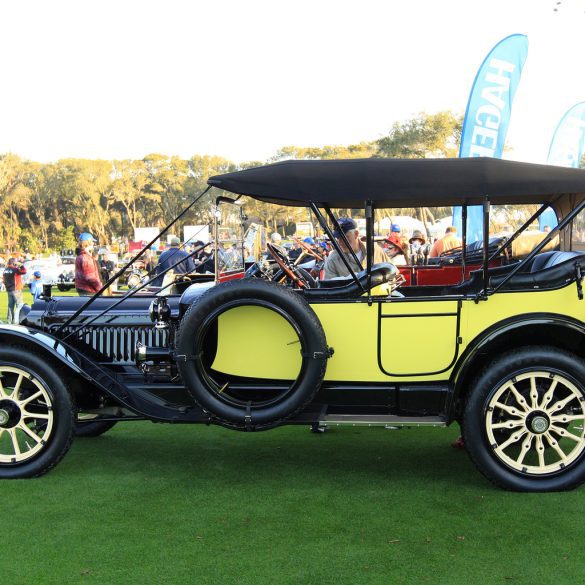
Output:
[176, 279, 329, 430]
[74, 418, 117, 438]
[464, 346, 585, 492]
[57, 283, 67, 292]
[0, 347, 74, 478]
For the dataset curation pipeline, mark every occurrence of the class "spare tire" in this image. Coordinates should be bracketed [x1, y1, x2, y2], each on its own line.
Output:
[176, 279, 330, 430]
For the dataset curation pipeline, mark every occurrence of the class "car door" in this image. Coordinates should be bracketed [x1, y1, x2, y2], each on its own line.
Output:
[377, 296, 462, 377]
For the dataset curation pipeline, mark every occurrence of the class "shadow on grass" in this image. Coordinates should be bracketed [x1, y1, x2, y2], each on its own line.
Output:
[63, 422, 486, 490]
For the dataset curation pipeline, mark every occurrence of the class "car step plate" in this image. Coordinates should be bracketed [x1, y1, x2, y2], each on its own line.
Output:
[319, 414, 446, 428]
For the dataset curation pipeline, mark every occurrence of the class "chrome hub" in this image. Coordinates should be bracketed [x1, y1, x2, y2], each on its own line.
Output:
[0, 408, 10, 427]
[0, 399, 20, 429]
[529, 414, 549, 434]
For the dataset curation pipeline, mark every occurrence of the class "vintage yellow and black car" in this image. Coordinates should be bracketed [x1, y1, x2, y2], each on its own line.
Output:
[2, 157, 585, 492]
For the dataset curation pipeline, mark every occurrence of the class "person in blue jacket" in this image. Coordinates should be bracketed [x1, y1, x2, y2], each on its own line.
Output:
[30, 270, 43, 301]
[152, 237, 195, 286]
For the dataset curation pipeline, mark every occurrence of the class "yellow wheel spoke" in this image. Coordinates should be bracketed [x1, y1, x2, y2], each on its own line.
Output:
[515, 434, 534, 466]
[547, 394, 579, 415]
[530, 377, 539, 410]
[507, 383, 530, 412]
[12, 374, 24, 398]
[8, 429, 21, 457]
[494, 401, 526, 418]
[544, 432, 568, 463]
[19, 390, 43, 408]
[535, 435, 546, 468]
[550, 425, 583, 443]
[540, 378, 559, 410]
[550, 414, 585, 424]
[497, 429, 527, 452]
[491, 419, 524, 430]
[18, 423, 42, 445]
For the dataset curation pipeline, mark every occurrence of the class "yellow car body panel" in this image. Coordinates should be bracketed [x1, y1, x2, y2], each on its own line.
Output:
[212, 283, 584, 382]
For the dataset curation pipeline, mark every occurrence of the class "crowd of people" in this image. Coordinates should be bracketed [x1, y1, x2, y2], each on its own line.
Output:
[1, 219, 463, 323]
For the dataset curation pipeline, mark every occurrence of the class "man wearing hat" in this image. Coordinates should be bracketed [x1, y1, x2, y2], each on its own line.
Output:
[385, 238, 408, 266]
[153, 236, 195, 287]
[324, 217, 387, 279]
[75, 232, 103, 296]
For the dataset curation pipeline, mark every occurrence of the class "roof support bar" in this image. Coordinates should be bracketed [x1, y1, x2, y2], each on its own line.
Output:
[323, 205, 364, 272]
[482, 196, 490, 299]
[461, 204, 467, 285]
[309, 202, 364, 291]
[365, 201, 374, 299]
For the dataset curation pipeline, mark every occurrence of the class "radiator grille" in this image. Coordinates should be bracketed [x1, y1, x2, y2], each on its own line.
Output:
[55, 325, 170, 364]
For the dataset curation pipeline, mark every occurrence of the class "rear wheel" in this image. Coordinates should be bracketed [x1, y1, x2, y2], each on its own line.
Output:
[464, 346, 585, 492]
[0, 348, 74, 478]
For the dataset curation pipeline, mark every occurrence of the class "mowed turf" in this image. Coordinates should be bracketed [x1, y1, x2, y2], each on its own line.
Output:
[1, 290, 585, 584]
[2, 424, 585, 585]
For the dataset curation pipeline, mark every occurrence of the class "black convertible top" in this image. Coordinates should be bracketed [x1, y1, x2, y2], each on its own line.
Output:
[207, 157, 585, 207]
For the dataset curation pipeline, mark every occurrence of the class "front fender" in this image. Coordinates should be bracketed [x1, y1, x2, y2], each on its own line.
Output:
[0, 324, 89, 378]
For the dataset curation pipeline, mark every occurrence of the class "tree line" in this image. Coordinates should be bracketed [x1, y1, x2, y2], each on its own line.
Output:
[0, 111, 461, 253]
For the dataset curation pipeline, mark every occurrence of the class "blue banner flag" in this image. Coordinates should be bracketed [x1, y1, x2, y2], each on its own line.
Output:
[454, 34, 529, 243]
[540, 102, 585, 229]
[547, 102, 585, 167]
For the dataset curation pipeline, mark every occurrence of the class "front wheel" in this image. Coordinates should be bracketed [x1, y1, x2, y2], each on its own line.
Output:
[0, 348, 74, 478]
[464, 346, 585, 492]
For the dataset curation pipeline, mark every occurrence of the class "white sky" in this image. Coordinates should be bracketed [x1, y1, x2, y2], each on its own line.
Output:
[0, 0, 584, 165]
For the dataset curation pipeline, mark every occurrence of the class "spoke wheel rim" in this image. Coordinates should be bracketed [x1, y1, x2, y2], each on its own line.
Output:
[486, 371, 585, 475]
[0, 366, 54, 464]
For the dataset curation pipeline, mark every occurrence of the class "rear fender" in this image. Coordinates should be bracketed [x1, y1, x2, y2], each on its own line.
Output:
[449, 313, 585, 419]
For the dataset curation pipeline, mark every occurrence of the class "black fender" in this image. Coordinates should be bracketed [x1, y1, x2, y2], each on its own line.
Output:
[448, 312, 585, 419]
[0, 324, 90, 379]
[0, 325, 203, 423]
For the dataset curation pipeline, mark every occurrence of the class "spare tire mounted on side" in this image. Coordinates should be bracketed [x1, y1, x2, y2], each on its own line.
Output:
[176, 279, 331, 430]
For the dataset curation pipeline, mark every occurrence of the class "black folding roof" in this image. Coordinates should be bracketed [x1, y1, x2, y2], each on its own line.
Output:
[207, 157, 585, 207]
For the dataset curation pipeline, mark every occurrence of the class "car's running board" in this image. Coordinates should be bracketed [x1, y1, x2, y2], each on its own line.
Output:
[318, 414, 447, 428]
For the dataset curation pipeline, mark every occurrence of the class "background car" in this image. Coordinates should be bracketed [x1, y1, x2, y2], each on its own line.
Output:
[57, 255, 76, 291]
[23, 258, 62, 286]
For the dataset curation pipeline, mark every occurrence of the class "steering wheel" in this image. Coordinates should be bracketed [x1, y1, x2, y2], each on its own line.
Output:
[294, 239, 324, 262]
[266, 243, 311, 289]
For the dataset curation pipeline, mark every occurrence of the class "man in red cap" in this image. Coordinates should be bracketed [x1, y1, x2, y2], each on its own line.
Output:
[75, 232, 103, 296]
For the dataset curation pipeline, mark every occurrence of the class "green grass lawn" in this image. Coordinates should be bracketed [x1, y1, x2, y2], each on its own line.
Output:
[2, 423, 584, 585]
[1, 289, 584, 584]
